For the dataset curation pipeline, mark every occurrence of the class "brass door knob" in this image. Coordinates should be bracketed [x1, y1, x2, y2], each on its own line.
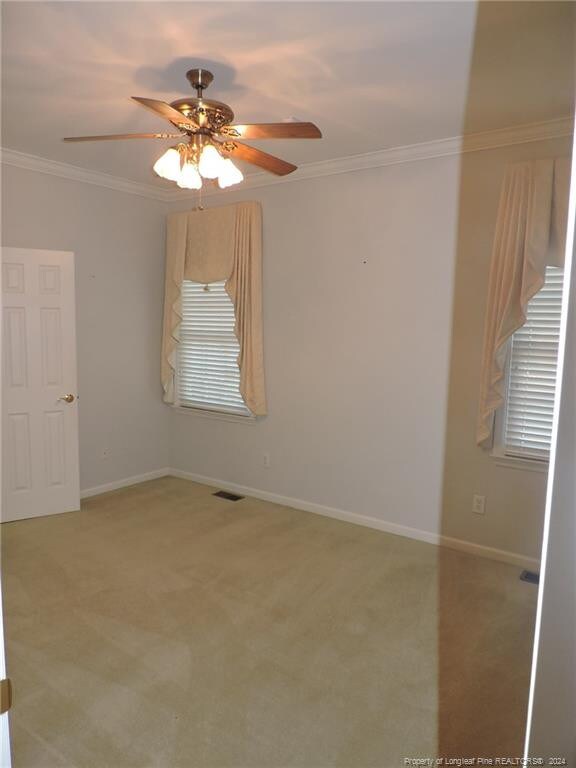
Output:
[59, 394, 75, 403]
[0, 678, 12, 714]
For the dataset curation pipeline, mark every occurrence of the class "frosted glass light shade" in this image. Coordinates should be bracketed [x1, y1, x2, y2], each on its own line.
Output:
[153, 148, 181, 181]
[198, 144, 225, 179]
[177, 162, 203, 190]
[218, 159, 244, 189]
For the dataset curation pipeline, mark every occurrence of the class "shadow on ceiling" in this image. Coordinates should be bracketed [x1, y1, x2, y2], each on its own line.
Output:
[133, 58, 244, 97]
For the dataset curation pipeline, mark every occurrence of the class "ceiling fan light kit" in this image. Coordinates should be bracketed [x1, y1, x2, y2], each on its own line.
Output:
[176, 160, 203, 190]
[152, 147, 181, 182]
[63, 67, 322, 191]
[218, 159, 244, 189]
[197, 143, 227, 180]
[154, 140, 239, 189]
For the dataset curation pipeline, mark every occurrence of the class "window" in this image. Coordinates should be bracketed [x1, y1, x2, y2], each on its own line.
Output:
[177, 280, 250, 416]
[500, 266, 564, 461]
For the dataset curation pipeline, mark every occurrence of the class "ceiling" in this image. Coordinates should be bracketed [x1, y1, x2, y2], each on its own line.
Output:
[1, 2, 573, 187]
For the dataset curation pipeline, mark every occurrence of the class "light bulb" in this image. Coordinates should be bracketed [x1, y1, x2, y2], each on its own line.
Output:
[198, 144, 225, 179]
[177, 162, 202, 190]
[153, 147, 181, 181]
[218, 159, 244, 189]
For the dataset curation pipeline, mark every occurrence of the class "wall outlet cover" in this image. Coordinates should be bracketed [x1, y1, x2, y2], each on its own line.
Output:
[472, 494, 486, 515]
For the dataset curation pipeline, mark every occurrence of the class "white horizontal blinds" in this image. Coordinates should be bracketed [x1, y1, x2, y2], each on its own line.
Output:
[504, 266, 564, 460]
[178, 280, 250, 415]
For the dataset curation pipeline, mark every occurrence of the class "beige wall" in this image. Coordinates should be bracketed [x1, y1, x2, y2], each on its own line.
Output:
[169, 157, 460, 541]
[441, 135, 572, 562]
[1, 165, 170, 492]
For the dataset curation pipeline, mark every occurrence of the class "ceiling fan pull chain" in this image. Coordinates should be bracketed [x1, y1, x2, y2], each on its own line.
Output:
[196, 185, 204, 211]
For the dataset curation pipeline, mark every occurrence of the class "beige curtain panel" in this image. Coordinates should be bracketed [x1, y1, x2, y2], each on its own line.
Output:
[161, 201, 267, 415]
[477, 156, 570, 447]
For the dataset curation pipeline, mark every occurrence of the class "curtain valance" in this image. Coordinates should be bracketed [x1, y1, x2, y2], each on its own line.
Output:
[476, 156, 570, 446]
[161, 201, 267, 415]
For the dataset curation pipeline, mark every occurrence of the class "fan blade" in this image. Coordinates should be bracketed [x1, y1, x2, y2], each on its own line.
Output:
[131, 97, 198, 130]
[221, 122, 321, 139]
[63, 132, 182, 142]
[219, 141, 297, 176]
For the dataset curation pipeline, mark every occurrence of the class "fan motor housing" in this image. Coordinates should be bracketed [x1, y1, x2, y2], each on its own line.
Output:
[170, 97, 234, 130]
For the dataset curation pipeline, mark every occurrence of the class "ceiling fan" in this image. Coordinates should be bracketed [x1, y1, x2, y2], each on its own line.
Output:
[63, 67, 322, 190]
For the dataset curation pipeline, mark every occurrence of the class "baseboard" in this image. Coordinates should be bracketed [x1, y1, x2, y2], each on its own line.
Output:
[169, 468, 540, 571]
[436, 533, 540, 570]
[79, 466, 540, 569]
[80, 468, 171, 499]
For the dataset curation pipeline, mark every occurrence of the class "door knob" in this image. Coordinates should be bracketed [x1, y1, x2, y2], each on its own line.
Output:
[59, 394, 75, 403]
[0, 678, 12, 715]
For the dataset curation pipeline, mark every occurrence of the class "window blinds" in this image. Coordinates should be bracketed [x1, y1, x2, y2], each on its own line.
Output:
[504, 266, 564, 460]
[177, 280, 250, 415]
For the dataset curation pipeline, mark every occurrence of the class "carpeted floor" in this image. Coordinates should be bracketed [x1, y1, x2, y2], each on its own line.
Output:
[1, 476, 537, 767]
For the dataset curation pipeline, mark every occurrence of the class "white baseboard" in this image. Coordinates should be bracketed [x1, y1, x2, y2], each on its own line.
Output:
[437, 533, 540, 570]
[79, 466, 540, 570]
[80, 468, 171, 499]
[169, 468, 540, 571]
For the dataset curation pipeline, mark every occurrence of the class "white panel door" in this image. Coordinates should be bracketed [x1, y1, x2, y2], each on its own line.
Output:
[2, 248, 79, 522]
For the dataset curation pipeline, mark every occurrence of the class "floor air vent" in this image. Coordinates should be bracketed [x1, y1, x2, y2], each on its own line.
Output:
[520, 570, 540, 585]
[213, 490, 244, 502]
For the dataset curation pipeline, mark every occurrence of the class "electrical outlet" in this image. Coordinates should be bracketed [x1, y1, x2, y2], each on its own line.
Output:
[102, 448, 110, 460]
[263, 452, 271, 468]
[472, 494, 486, 515]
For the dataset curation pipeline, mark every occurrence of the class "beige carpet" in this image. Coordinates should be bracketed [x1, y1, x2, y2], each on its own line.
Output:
[1, 477, 536, 767]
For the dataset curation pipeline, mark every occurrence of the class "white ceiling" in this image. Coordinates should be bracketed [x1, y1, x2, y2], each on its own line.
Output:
[2, 2, 573, 186]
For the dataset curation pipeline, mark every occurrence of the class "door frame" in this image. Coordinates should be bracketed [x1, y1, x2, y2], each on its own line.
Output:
[0, 248, 12, 767]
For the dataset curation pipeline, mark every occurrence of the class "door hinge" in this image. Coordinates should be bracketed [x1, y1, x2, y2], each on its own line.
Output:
[0, 678, 12, 714]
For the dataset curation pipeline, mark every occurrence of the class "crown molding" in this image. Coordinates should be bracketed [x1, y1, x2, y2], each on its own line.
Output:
[185, 116, 573, 200]
[2, 116, 572, 203]
[0, 148, 173, 202]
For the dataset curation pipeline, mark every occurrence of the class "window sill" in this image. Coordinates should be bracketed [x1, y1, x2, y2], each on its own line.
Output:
[171, 404, 257, 425]
[490, 450, 548, 473]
